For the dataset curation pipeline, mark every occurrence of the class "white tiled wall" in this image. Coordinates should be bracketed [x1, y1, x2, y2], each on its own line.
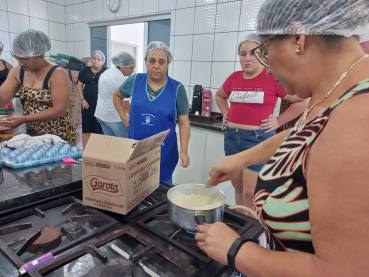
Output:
[0, 0, 263, 112]
[0, 0, 67, 65]
[61, 0, 262, 109]
[168, 0, 262, 110]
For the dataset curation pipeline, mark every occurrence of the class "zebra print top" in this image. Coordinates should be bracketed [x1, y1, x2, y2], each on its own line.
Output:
[254, 79, 369, 253]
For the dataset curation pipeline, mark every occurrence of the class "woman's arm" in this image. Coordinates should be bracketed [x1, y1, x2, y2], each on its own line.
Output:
[199, 94, 369, 277]
[0, 66, 21, 106]
[77, 80, 89, 109]
[276, 95, 309, 126]
[178, 113, 190, 167]
[216, 86, 230, 130]
[5, 61, 13, 71]
[260, 95, 309, 132]
[113, 88, 129, 127]
[123, 100, 130, 115]
[206, 128, 290, 187]
[215, 86, 229, 115]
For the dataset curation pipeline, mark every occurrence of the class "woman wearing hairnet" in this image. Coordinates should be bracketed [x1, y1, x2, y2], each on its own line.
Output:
[0, 41, 13, 87]
[95, 51, 135, 138]
[77, 50, 108, 148]
[0, 30, 76, 144]
[195, 0, 369, 275]
[0, 40, 15, 116]
[216, 32, 308, 213]
[113, 41, 190, 186]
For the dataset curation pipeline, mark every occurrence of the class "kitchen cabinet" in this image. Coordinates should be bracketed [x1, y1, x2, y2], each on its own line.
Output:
[172, 127, 207, 184]
[203, 132, 235, 205]
[173, 126, 235, 205]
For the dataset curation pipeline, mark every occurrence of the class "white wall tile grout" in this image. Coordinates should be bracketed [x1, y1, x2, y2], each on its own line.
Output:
[175, 60, 237, 62]
[43, 1, 65, 7]
[5, 12, 64, 24]
[235, 0, 244, 72]
[187, 6, 196, 92]
[174, 30, 243, 36]
[207, 2, 218, 92]
[2, 0, 262, 101]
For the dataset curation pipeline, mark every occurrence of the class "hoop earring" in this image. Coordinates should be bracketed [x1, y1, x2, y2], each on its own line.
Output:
[296, 41, 300, 53]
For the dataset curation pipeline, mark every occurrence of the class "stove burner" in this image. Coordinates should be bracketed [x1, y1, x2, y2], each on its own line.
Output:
[130, 196, 156, 214]
[100, 264, 134, 277]
[171, 229, 200, 252]
[0, 223, 32, 236]
[86, 258, 146, 277]
[25, 227, 61, 253]
[61, 220, 84, 233]
[169, 223, 242, 254]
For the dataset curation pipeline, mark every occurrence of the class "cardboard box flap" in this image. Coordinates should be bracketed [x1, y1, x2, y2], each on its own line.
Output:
[83, 134, 137, 163]
[127, 130, 169, 162]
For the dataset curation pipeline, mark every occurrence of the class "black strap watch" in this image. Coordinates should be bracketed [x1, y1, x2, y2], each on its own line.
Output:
[227, 238, 255, 272]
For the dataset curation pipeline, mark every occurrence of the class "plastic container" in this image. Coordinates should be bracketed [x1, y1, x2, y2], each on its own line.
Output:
[201, 89, 212, 116]
[205, 107, 210, 117]
[1, 143, 83, 169]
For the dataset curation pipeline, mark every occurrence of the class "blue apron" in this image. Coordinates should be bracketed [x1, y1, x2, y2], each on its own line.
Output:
[129, 73, 181, 182]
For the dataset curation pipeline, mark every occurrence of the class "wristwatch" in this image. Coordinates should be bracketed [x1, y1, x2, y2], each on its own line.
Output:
[227, 238, 255, 272]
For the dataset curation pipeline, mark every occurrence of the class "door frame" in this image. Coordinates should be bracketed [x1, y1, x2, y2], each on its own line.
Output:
[110, 40, 139, 73]
[88, 12, 171, 28]
[88, 12, 172, 72]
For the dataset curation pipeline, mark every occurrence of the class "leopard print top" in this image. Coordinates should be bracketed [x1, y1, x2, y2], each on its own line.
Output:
[19, 66, 76, 146]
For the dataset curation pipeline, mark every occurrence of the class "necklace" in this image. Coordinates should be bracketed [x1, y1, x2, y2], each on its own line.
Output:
[298, 53, 369, 125]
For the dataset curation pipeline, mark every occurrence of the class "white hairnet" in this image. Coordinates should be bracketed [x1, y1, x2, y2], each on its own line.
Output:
[256, 0, 369, 40]
[238, 33, 259, 53]
[91, 50, 105, 63]
[360, 30, 369, 43]
[12, 29, 51, 58]
[111, 51, 136, 67]
[0, 41, 4, 50]
[145, 41, 172, 64]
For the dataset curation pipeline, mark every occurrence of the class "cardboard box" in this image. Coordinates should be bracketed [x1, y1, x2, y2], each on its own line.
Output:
[82, 130, 169, 215]
[68, 96, 82, 125]
[75, 124, 82, 149]
[12, 96, 23, 115]
[69, 70, 80, 98]
[81, 57, 92, 67]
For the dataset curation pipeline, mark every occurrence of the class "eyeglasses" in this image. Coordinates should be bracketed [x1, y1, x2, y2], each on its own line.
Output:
[251, 35, 275, 68]
[239, 50, 262, 59]
[10, 52, 32, 64]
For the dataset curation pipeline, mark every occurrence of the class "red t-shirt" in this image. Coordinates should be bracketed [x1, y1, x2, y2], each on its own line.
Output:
[223, 69, 286, 126]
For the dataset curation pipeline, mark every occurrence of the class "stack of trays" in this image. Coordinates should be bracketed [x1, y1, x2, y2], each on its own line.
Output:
[1, 142, 83, 168]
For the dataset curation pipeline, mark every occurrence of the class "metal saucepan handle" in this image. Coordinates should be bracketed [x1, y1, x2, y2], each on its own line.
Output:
[229, 205, 268, 243]
[194, 211, 206, 225]
[228, 205, 257, 219]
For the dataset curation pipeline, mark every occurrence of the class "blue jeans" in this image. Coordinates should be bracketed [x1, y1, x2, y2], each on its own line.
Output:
[96, 118, 129, 138]
[224, 126, 276, 172]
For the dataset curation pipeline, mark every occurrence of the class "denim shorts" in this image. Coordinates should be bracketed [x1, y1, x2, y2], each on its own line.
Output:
[96, 118, 129, 138]
[224, 126, 276, 172]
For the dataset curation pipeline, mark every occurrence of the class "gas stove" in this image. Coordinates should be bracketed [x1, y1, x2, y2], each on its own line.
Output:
[0, 185, 263, 277]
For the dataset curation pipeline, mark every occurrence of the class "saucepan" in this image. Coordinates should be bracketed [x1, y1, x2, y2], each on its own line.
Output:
[167, 184, 257, 232]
